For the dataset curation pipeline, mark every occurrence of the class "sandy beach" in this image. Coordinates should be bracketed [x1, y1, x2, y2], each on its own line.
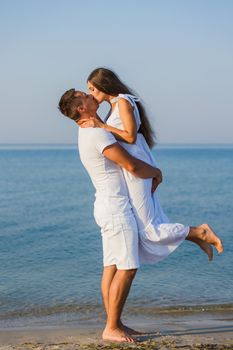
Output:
[0, 308, 233, 349]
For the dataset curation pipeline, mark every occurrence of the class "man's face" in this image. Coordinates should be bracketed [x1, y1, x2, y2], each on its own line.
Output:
[74, 91, 98, 114]
[87, 81, 106, 103]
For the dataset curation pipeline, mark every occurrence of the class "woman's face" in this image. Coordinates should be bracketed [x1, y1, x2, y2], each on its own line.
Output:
[87, 81, 107, 103]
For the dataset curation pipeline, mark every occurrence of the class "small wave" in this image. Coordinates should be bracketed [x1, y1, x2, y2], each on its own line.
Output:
[127, 303, 233, 315]
[1, 302, 233, 320]
[0, 303, 103, 320]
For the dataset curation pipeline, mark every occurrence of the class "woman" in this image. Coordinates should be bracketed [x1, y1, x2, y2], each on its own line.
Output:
[79, 67, 223, 262]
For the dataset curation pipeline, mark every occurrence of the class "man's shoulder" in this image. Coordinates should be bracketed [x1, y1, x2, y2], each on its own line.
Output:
[79, 127, 116, 154]
[79, 127, 115, 141]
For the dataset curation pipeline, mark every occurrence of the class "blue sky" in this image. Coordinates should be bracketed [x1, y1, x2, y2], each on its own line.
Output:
[0, 0, 232, 144]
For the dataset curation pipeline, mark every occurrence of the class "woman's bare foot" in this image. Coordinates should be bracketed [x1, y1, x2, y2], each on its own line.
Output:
[200, 224, 224, 254]
[102, 327, 135, 343]
[192, 237, 213, 261]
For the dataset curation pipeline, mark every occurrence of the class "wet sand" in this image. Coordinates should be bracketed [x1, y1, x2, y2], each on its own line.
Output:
[0, 309, 233, 349]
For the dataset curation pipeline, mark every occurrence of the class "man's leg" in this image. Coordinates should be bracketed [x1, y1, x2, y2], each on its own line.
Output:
[101, 266, 141, 335]
[102, 268, 137, 342]
[101, 265, 117, 317]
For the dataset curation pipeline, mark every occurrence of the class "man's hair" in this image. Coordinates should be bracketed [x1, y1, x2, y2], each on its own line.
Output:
[58, 88, 83, 121]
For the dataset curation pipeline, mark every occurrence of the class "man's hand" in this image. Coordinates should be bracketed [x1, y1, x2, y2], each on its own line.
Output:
[151, 170, 163, 193]
[79, 117, 104, 128]
[103, 143, 164, 181]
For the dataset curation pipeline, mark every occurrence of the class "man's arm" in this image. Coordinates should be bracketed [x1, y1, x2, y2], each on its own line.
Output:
[103, 142, 162, 182]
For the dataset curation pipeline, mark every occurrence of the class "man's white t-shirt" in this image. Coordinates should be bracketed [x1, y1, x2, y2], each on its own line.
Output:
[78, 127, 132, 217]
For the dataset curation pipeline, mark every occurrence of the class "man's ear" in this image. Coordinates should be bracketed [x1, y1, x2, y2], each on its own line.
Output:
[77, 105, 84, 113]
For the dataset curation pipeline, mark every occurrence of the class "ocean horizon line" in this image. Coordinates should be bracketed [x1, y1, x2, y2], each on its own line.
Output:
[0, 143, 233, 150]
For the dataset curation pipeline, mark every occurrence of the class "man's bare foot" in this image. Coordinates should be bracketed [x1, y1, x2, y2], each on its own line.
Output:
[200, 224, 223, 254]
[102, 327, 135, 343]
[192, 237, 213, 261]
[119, 321, 143, 335]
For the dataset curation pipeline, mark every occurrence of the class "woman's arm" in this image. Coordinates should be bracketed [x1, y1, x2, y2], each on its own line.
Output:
[79, 99, 137, 144]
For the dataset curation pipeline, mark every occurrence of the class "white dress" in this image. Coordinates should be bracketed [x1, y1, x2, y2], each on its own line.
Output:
[106, 94, 190, 264]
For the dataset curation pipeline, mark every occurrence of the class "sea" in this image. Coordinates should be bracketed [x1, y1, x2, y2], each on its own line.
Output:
[0, 144, 232, 329]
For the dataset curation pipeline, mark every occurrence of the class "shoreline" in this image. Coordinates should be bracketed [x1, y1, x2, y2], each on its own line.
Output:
[0, 309, 233, 349]
[1, 303, 233, 330]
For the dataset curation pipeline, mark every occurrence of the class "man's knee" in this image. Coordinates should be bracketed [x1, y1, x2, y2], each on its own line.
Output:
[119, 268, 137, 281]
[129, 268, 137, 280]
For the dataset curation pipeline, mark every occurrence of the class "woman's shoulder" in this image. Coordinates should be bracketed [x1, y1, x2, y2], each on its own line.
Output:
[117, 95, 134, 110]
[118, 93, 140, 106]
[117, 94, 134, 109]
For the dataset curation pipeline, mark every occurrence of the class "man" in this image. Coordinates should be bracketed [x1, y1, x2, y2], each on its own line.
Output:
[58, 89, 162, 343]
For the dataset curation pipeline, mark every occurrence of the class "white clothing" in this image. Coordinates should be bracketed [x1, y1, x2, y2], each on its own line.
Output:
[78, 127, 139, 269]
[106, 94, 189, 264]
[95, 212, 139, 269]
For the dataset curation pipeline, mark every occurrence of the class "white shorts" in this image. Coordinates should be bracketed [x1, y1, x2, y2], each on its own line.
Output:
[94, 213, 139, 270]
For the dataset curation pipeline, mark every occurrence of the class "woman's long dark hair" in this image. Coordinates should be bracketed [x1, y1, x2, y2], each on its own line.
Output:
[87, 67, 156, 148]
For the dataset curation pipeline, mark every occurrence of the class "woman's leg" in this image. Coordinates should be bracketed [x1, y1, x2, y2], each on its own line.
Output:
[188, 237, 213, 261]
[186, 223, 223, 254]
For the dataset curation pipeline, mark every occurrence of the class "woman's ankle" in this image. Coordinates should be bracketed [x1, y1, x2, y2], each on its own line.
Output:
[187, 226, 206, 240]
